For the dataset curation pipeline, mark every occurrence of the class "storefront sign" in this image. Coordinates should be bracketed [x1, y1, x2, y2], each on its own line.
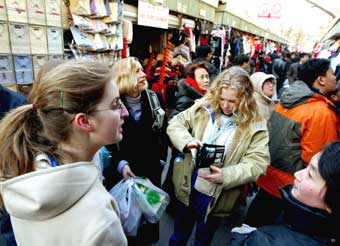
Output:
[138, 0, 168, 29]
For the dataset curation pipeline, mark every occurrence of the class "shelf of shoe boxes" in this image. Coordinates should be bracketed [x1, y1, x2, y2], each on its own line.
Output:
[0, 0, 123, 96]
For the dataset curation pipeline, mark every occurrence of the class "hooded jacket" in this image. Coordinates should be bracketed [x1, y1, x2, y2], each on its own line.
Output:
[0, 154, 127, 246]
[250, 72, 277, 121]
[167, 104, 269, 218]
[257, 81, 338, 198]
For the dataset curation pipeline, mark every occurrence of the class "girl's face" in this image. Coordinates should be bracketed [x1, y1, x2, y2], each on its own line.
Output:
[292, 152, 330, 212]
[135, 62, 147, 93]
[219, 87, 240, 116]
[89, 81, 129, 145]
[262, 79, 274, 98]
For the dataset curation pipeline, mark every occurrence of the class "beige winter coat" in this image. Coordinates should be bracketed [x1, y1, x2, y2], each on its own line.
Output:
[167, 104, 270, 218]
[0, 154, 127, 246]
[250, 72, 277, 121]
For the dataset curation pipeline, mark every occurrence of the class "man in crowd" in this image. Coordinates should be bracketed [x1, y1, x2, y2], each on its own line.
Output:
[192, 44, 218, 82]
[233, 54, 251, 74]
[287, 52, 310, 84]
[246, 58, 338, 227]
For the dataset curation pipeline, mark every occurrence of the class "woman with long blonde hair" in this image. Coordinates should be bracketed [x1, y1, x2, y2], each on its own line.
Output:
[167, 66, 269, 245]
[0, 60, 128, 246]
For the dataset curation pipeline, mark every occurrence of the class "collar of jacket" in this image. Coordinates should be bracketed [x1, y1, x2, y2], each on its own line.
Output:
[178, 79, 203, 98]
[280, 185, 335, 239]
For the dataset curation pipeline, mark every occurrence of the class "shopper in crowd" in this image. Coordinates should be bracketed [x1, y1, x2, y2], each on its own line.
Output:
[0, 60, 129, 246]
[249, 72, 277, 121]
[230, 141, 340, 246]
[232, 54, 251, 74]
[272, 51, 290, 94]
[169, 62, 210, 120]
[167, 66, 270, 246]
[247, 58, 338, 227]
[0, 84, 27, 246]
[286, 52, 310, 84]
[105, 56, 166, 245]
[192, 44, 218, 82]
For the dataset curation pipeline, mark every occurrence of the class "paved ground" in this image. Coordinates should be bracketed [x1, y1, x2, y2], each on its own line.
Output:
[151, 211, 234, 246]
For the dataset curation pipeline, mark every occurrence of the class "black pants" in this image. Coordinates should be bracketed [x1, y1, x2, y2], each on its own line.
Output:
[245, 188, 283, 227]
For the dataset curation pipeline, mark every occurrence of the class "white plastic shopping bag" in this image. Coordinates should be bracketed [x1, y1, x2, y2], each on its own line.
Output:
[109, 178, 142, 236]
[133, 177, 170, 223]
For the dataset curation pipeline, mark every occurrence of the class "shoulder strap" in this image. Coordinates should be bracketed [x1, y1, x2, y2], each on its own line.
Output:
[145, 89, 165, 131]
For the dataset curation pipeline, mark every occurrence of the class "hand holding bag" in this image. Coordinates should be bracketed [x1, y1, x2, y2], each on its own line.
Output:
[109, 178, 142, 236]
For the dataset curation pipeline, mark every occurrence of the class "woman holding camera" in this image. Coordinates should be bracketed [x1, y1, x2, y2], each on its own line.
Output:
[167, 66, 270, 245]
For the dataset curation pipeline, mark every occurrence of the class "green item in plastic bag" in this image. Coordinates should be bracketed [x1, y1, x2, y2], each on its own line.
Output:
[147, 190, 160, 205]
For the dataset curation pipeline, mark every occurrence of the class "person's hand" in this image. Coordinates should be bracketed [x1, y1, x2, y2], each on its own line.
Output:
[122, 165, 135, 179]
[185, 139, 203, 150]
[199, 165, 223, 184]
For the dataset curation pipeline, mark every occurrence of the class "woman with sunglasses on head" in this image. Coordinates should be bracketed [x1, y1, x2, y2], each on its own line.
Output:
[0, 60, 129, 246]
[105, 57, 167, 245]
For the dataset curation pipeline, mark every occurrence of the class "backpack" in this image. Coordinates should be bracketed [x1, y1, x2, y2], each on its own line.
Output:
[145, 89, 165, 131]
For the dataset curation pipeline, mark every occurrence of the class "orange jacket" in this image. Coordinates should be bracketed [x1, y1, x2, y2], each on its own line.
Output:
[257, 81, 338, 198]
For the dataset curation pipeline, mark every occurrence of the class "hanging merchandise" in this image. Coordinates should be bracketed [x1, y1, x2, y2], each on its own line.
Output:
[72, 14, 108, 33]
[102, 1, 118, 23]
[70, 26, 95, 50]
[9, 23, 30, 54]
[115, 22, 123, 50]
[5, 0, 28, 23]
[61, 0, 73, 29]
[13, 55, 33, 84]
[29, 26, 48, 54]
[67, 0, 123, 61]
[152, 35, 172, 102]
[32, 55, 48, 79]
[69, 0, 91, 16]
[45, 0, 62, 27]
[0, 22, 10, 53]
[47, 27, 63, 54]
[145, 52, 155, 79]
[0, 0, 6, 21]
[193, 19, 202, 46]
[243, 35, 251, 55]
[63, 53, 75, 60]
[89, 0, 108, 18]
[0, 54, 15, 84]
[122, 20, 133, 44]
[210, 27, 226, 72]
[93, 33, 109, 51]
[49, 54, 63, 61]
[27, 0, 46, 25]
[184, 26, 196, 53]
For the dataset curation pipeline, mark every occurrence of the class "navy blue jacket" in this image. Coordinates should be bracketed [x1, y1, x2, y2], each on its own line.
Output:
[0, 85, 27, 246]
[0, 85, 27, 120]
